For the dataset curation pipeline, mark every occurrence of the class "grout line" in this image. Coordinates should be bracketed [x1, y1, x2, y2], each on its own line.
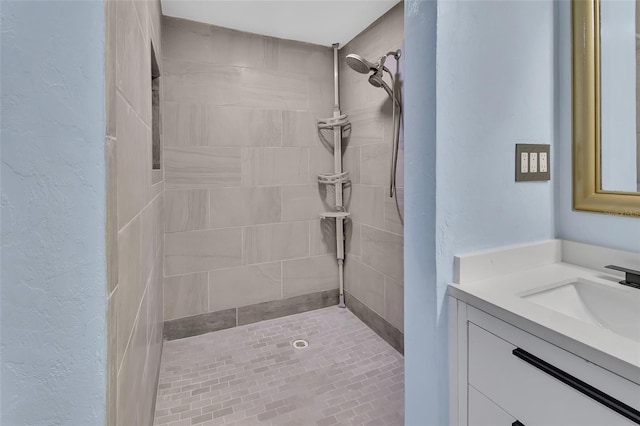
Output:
[162, 252, 337, 280]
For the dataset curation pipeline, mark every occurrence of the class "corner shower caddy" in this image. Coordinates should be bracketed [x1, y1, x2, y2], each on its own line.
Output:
[317, 43, 350, 308]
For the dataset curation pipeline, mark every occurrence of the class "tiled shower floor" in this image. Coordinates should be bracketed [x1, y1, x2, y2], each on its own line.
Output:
[153, 307, 404, 426]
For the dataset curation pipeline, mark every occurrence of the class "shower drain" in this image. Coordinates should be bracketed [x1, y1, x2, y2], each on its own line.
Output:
[292, 339, 309, 349]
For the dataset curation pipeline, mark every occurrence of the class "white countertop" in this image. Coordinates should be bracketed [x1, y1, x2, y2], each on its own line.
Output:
[448, 242, 640, 385]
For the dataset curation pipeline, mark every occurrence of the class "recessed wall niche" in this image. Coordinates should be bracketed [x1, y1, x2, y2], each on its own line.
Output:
[151, 42, 161, 184]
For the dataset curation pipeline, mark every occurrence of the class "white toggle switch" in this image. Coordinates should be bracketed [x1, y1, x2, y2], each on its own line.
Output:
[521, 152, 529, 173]
[530, 152, 538, 173]
[539, 152, 548, 173]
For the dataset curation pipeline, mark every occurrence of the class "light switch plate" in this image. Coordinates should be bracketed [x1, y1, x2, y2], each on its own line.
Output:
[515, 144, 550, 181]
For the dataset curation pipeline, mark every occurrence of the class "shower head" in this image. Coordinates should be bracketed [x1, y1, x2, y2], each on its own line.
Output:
[368, 70, 385, 88]
[345, 53, 382, 74]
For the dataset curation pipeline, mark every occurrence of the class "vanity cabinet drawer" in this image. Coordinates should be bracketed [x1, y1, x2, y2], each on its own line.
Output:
[468, 323, 638, 425]
[468, 385, 518, 426]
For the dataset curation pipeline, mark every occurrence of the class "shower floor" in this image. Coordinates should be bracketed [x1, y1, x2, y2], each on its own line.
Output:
[153, 306, 404, 426]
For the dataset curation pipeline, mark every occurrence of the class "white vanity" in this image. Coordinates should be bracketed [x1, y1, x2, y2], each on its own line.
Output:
[448, 240, 640, 426]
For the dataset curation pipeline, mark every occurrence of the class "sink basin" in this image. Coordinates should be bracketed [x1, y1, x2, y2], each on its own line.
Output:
[521, 278, 640, 342]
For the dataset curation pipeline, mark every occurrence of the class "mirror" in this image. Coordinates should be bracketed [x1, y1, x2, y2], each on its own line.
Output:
[572, 0, 640, 216]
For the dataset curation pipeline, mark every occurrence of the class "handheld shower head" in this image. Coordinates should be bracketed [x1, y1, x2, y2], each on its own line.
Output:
[345, 53, 383, 74]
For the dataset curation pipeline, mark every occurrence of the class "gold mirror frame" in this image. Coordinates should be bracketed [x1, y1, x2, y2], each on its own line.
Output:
[572, 0, 640, 217]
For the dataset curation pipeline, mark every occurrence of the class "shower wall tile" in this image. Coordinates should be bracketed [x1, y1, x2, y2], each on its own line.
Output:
[243, 222, 310, 264]
[163, 59, 309, 109]
[360, 143, 390, 186]
[361, 225, 404, 282]
[116, 217, 141, 367]
[281, 184, 328, 222]
[161, 16, 337, 327]
[346, 106, 385, 146]
[275, 38, 333, 78]
[343, 146, 361, 184]
[139, 195, 160, 287]
[163, 103, 282, 147]
[164, 146, 241, 188]
[208, 262, 282, 312]
[165, 228, 243, 276]
[384, 187, 404, 235]
[162, 17, 214, 63]
[310, 219, 337, 256]
[116, 94, 150, 229]
[349, 184, 385, 229]
[282, 110, 317, 147]
[282, 255, 339, 298]
[384, 276, 404, 332]
[209, 186, 281, 228]
[117, 300, 147, 426]
[241, 147, 309, 186]
[164, 189, 209, 233]
[345, 220, 362, 256]
[163, 272, 209, 320]
[308, 145, 337, 184]
[345, 257, 385, 316]
[116, 0, 147, 123]
[112, 1, 164, 425]
[308, 75, 337, 114]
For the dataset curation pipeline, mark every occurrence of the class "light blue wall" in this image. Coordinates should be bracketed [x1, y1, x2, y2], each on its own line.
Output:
[404, 1, 438, 425]
[405, 0, 556, 423]
[555, 0, 640, 253]
[1, 2, 107, 424]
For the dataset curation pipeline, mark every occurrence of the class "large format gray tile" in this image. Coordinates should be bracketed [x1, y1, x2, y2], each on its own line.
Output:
[242, 222, 310, 264]
[384, 276, 404, 332]
[161, 16, 214, 63]
[281, 185, 328, 222]
[163, 103, 282, 147]
[384, 187, 404, 235]
[360, 143, 390, 186]
[164, 146, 241, 189]
[345, 258, 385, 316]
[116, 0, 147, 122]
[163, 59, 309, 109]
[164, 189, 209, 233]
[163, 272, 209, 321]
[361, 225, 403, 282]
[209, 186, 281, 228]
[282, 255, 339, 298]
[310, 219, 337, 256]
[154, 306, 403, 426]
[165, 228, 243, 276]
[237, 290, 339, 326]
[116, 216, 141, 368]
[208, 263, 282, 312]
[349, 184, 385, 229]
[282, 110, 317, 147]
[116, 94, 149, 229]
[241, 147, 309, 186]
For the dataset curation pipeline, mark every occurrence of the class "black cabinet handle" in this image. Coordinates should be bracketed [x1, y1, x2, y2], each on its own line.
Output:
[512, 421, 525, 426]
[512, 348, 640, 424]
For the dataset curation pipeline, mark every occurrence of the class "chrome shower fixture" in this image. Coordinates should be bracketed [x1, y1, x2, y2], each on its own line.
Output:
[345, 49, 402, 197]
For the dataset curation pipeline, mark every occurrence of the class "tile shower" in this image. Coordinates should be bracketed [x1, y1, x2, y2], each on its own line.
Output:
[106, 1, 405, 425]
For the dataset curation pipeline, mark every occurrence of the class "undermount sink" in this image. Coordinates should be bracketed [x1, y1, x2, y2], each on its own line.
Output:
[521, 278, 640, 342]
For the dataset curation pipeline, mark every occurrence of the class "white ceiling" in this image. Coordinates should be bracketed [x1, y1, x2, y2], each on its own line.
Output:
[160, 0, 401, 47]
